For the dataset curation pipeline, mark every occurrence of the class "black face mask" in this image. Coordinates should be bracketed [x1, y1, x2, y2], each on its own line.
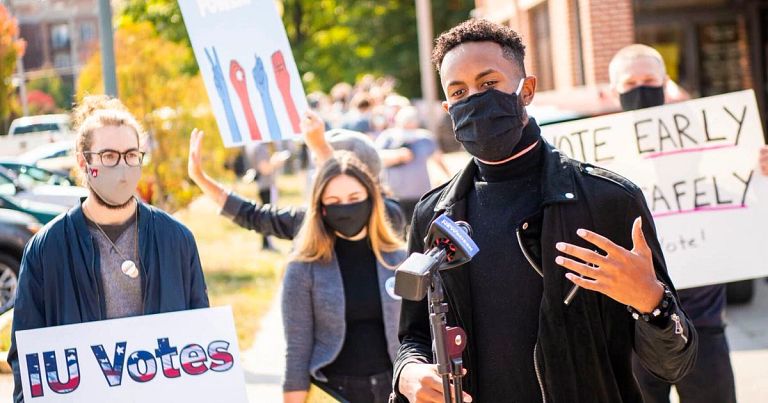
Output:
[619, 85, 665, 111]
[448, 84, 527, 162]
[322, 199, 372, 238]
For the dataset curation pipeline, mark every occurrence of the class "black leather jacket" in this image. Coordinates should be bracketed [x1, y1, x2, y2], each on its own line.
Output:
[393, 135, 697, 403]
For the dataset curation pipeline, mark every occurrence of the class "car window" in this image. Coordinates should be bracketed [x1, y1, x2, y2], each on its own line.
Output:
[13, 165, 70, 186]
[12, 123, 61, 135]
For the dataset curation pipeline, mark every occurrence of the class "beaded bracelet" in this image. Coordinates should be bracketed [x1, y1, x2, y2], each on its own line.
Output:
[627, 283, 674, 322]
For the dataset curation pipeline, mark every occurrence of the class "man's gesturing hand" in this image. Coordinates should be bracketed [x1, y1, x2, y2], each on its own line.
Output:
[554, 217, 664, 313]
[398, 363, 472, 403]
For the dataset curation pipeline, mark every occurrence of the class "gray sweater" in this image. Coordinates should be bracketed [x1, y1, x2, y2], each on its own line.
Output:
[281, 249, 405, 391]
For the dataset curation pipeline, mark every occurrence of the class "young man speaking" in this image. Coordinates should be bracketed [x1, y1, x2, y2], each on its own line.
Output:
[393, 20, 697, 403]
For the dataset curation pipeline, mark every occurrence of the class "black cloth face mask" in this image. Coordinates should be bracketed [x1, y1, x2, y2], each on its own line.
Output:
[322, 199, 372, 238]
[448, 80, 527, 162]
[619, 85, 664, 111]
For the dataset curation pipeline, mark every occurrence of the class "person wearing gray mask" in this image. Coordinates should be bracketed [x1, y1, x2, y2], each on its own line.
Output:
[8, 95, 209, 403]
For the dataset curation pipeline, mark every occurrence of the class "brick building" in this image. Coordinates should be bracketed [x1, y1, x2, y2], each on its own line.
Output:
[10, 0, 100, 89]
[473, 0, 768, 131]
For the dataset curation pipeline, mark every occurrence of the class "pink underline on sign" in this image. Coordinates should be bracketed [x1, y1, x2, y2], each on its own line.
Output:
[653, 205, 747, 218]
[643, 144, 736, 159]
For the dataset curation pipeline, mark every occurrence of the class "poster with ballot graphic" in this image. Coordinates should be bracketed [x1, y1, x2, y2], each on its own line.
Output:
[541, 89, 768, 289]
[179, 0, 308, 146]
[16, 307, 247, 402]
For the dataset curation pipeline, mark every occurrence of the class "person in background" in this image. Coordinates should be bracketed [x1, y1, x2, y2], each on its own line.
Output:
[243, 141, 289, 251]
[609, 43, 736, 403]
[376, 106, 451, 222]
[9, 95, 209, 402]
[342, 92, 374, 135]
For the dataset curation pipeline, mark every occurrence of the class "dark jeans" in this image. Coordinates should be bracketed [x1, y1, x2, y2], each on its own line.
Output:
[324, 370, 393, 403]
[632, 326, 736, 403]
[258, 189, 273, 249]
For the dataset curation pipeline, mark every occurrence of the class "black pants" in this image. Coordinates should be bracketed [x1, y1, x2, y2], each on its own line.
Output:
[324, 370, 393, 403]
[398, 199, 419, 227]
[632, 326, 736, 403]
[258, 189, 273, 249]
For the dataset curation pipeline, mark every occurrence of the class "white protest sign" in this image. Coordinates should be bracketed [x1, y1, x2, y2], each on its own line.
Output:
[179, 0, 308, 146]
[541, 89, 768, 289]
[17, 306, 247, 402]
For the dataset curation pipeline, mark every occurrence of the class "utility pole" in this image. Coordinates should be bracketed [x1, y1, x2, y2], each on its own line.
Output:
[3, 0, 28, 116]
[98, 0, 117, 96]
[415, 0, 438, 134]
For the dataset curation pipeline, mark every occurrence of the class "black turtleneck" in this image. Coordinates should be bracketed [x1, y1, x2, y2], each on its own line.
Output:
[467, 121, 545, 402]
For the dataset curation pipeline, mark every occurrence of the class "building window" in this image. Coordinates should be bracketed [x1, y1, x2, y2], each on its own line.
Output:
[53, 52, 72, 68]
[636, 25, 686, 90]
[698, 21, 743, 96]
[50, 23, 70, 49]
[531, 2, 554, 90]
[80, 21, 96, 42]
[570, 0, 585, 86]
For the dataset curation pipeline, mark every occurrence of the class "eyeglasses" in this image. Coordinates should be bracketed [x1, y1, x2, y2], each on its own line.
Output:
[82, 149, 145, 167]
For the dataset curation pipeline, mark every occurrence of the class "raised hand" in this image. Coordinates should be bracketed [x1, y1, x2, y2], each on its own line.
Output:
[555, 217, 664, 313]
[187, 128, 228, 207]
[300, 111, 333, 166]
[187, 128, 206, 182]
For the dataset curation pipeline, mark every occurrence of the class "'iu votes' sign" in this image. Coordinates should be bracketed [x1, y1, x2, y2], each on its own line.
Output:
[179, 0, 309, 147]
[541, 89, 768, 289]
[17, 307, 247, 402]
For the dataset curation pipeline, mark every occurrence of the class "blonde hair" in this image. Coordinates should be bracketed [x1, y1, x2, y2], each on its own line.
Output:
[72, 95, 145, 184]
[609, 44, 666, 87]
[72, 95, 145, 154]
[292, 151, 403, 267]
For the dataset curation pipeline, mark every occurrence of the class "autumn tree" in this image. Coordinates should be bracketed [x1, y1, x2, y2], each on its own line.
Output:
[77, 21, 233, 211]
[119, 0, 474, 98]
[0, 4, 25, 133]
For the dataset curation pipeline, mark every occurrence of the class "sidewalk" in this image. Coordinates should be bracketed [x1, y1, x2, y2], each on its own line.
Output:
[242, 290, 285, 402]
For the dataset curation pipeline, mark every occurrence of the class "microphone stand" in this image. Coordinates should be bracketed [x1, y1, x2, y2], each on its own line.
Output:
[426, 248, 467, 403]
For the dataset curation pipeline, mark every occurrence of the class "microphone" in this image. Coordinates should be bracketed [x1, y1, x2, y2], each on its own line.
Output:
[394, 214, 479, 301]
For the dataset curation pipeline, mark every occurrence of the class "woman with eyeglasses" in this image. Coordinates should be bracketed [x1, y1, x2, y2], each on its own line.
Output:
[8, 95, 209, 402]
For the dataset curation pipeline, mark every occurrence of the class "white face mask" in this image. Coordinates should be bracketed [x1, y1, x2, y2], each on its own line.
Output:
[85, 164, 141, 206]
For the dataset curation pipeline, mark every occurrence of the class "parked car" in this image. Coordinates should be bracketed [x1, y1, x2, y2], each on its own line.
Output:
[0, 195, 66, 224]
[0, 159, 76, 187]
[0, 166, 87, 208]
[16, 140, 76, 177]
[0, 209, 40, 312]
[0, 114, 72, 157]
